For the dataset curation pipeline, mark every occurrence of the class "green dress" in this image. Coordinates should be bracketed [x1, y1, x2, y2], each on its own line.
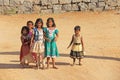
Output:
[44, 27, 59, 58]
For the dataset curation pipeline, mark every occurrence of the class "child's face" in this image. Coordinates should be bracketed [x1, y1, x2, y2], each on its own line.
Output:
[48, 20, 53, 27]
[37, 22, 42, 28]
[23, 29, 28, 35]
[27, 23, 33, 29]
[75, 30, 80, 34]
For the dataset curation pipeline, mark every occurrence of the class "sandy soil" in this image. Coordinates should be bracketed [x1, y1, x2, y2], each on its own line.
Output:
[0, 11, 120, 80]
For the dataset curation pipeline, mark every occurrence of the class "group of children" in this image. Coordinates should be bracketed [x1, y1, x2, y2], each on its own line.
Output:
[20, 17, 85, 69]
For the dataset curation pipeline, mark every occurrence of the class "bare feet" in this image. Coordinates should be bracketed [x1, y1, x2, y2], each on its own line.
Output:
[53, 66, 58, 69]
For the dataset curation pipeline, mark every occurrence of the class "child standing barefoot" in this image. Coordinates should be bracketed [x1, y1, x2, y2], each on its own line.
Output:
[44, 18, 59, 69]
[27, 21, 37, 62]
[67, 26, 84, 66]
[20, 26, 31, 67]
[31, 18, 45, 69]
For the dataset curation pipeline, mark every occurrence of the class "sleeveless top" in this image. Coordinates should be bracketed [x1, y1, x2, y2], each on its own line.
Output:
[73, 34, 82, 44]
[71, 34, 82, 52]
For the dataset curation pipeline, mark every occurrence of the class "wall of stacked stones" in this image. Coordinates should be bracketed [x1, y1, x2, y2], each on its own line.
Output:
[0, 0, 120, 14]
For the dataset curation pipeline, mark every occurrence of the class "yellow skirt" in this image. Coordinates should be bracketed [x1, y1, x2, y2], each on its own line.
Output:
[31, 41, 44, 54]
[71, 44, 82, 52]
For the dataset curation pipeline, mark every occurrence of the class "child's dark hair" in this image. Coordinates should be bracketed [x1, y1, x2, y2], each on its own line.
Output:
[74, 25, 81, 31]
[27, 20, 34, 26]
[46, 17, 56, 27]
[21, 26, 29, 34]
[35, 18, 43, 28]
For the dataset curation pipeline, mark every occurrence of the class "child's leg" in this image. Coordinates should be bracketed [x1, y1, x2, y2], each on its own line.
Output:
[47, 57, 50, 69]
[52, 58, 58, 69]
[79, 58, 81, 65]
[21, 58, 25, 68]
[73, 58, 76, 65]
[39, 54, 45, 69]
[37, 54, 40, 69]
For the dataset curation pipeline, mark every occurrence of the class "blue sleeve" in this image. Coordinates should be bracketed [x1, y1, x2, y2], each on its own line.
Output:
[55, 29, 59, 34]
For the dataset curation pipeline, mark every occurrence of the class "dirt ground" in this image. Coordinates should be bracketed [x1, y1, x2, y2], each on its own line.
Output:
[0, 11, 120, 80]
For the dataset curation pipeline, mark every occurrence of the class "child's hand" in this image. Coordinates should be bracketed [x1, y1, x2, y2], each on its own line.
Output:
[46, 38, 51, 42]
[54, 37, 57, 41]
[30, 44, 33, 48]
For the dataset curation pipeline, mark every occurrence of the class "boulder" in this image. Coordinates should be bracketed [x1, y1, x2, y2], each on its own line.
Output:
[78, 2, 88, 11]
[72, 0, 82, 3]
[72, 4, 79, 11]
[62, 4, 72, 11]
[59, 0, 71, 4]
[98, 2, 105, 7]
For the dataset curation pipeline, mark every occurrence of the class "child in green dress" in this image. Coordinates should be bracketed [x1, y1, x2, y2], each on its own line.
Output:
[44, 18, 59, 69]
[67, 26, 85, 66]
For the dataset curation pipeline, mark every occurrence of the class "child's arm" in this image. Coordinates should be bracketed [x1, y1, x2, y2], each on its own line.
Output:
[21, 36, 24, 44]
[30, 32, 34, 47]
[21, 36, 28, 45]
[54, 33, 59, 41]
[81, 36, 85, 51]
[67, 35, 74, 49]
[43, 32, 50, 42]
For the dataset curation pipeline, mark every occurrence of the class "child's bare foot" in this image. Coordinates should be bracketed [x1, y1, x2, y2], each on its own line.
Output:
[79, 63, 82, 66]
[46, 66, 49, 69]
[71, 62, 75, 66]
[42, 66, 45, 70]
[53, 66, 58, 69]
[20, 63, 25, 68]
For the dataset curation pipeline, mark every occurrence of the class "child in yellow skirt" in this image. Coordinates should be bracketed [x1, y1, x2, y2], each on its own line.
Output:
[67, 26, 85, 66]
[31, 18, 45, 69]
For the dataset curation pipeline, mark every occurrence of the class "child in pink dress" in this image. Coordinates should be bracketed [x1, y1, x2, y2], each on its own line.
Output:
[20, 26, 31, 67]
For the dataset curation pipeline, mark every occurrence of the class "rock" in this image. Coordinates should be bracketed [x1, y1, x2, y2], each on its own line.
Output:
[117, 0, 120, 6]
[89, 2, 97, 10]
[106, 0, 117, 7]
[105, 4, 116, 10]
[51, 0, 59, 4]
[41, 0, 58, 5]
[0, 6, 3, 14]
[18, 1, 33, 14]
[41, 0, 51, 5]
[41, 6, 48, 10]
[48, 4, 53, 9]
[98, 2, 105, 7]
[10, 0, 23, 6]
[53, 5, 62, 13]
[91, 0, 98, 3]
[41, 9, 53, 14]
[1, 0, 10, 5]
[0, 0, 3, 6]
[99, 0, 105, 2]
[32, 0, 41, 4]
[93, 7, 104, 11]
[78, 2, 88, 11]
[82, 0, 91, 2]
[62, 4, 72, 11]
[105, 5, 111, 10]
[59, 0, 71, 4]
[33, 5, 41, 13]
[72, 4, 79, 11]
[72, 0, 82, 3]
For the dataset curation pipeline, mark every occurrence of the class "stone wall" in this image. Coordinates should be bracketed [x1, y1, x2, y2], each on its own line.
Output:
[0, 0, 120, 14]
